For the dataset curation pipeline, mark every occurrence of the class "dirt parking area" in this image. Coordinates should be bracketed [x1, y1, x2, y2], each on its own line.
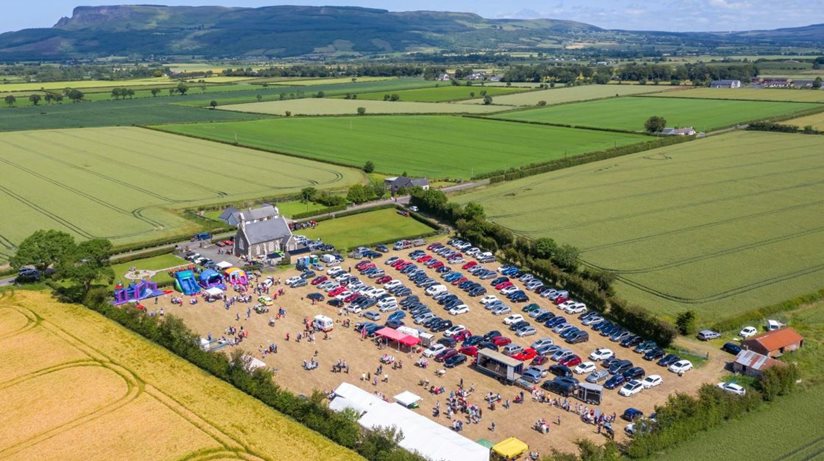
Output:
[156, 238, 726, 455]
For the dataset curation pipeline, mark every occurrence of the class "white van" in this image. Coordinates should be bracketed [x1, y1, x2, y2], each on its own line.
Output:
[313, 315, 334, 332]
[425, 284, 447, 296]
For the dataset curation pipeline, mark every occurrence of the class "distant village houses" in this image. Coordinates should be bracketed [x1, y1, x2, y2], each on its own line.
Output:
[710, 79, 742, 88]
[661, 127, 697, 136]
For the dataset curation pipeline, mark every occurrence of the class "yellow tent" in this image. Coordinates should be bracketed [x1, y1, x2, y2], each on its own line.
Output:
[492, 437, 528, 460]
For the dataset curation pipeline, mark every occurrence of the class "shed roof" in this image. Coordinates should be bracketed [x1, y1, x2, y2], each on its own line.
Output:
[734, 350, 783, 371]
[743, 327, 804, 352]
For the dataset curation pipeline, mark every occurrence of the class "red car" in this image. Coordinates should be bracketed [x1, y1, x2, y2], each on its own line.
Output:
[328, 286, 346, 297]
[431, 261, 445, 270]
[513, 348, 538, 362]
[462, 261, 478, 270]
[435, 349, 459, 363]
[417, 255, 432, 263]
[495, 281, 513, 290]
[559, 355, 582, 367]
[453, 329, 473, 342]
[311, 276, 328, 286]
[452, 277, 468, 286]
[492, 336, 512, 347]
[358, 264, 376, 272]
[376, 275, 392, 284]
[390, 259, 407, 268]
[554, 296, 568, 305]
[344, 293, 360, 303]
[427, 243, 442, 251]
[459, 346, 479, 357]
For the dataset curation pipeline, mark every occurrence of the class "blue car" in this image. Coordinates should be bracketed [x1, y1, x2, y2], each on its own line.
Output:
[604, 373, 626, 390]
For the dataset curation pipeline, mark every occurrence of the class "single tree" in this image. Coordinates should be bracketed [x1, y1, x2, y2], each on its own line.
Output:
[168, 88, 176, 96]
[126, 88, 135, 99]
[111, 88, 122, 100]
[67, 89, 84, 103]
[316, 91, 325, 98]
[209, 100, 218, 109]
[63, 239, 114, 295]
[4, 94, 16, 107]
[256, 94, 263, 102]
[357, 106, 366, 115]
[300, 187, 317, 203]
[176, 82, 189, 95]
[363, 160, 375, 173]
[389, 94, 399, 101]
[675, 310, 697, 335]
[553, 244, 580, 272]
[151, 88, 160, 97]
[537, 100, 547, 106]
[644, 115, 667, 133]
[10, 230, 76, 271]
[28, 94, 41, 106]
[346, 184, 369, 204]
[814, 77, 823, 89]
[284, 110, 292, 117]
[482, 95, 493, 105]
[534, 237, 557, 259]
[44, 93, 54, 104]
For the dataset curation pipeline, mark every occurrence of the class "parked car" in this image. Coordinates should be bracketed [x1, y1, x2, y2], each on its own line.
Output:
[548, 364, 573, 378]
[641, 375, 663, 389]
[574, 362, 597, 375]
[697, 330, 721, 341]
[586, 370, 610, 383]
[541, 377, 578, 397]
[622, 408, 644, 421]
[668, 360, 693, 374]
[718, 382, 747, 396]
[444, 353, 468, 368]
[589, 348, 614, 361]
[619, 380, 644, 397]
[739, 326, 758, 338]
[423, 344, 447, 358]
[604, 374, 626, 390]
[503, 314, 525, 325]
[722, 342, 742, 355]
[657, 354, 680, 367]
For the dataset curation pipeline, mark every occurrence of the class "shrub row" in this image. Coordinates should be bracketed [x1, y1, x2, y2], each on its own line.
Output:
[82, 288, 424, 461]
[747, 120, 822, 134]
[476, 136, 691, 183]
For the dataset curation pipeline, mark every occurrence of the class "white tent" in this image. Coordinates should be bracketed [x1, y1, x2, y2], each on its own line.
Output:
[394, 391, 421, 408]
[330, 383, 489, 461]
[205, 287, 224, 297]
[216, 261, 233, 270]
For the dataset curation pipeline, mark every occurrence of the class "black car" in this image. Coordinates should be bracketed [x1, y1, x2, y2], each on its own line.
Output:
[604, 373, 626, 390]
[478, 340, 498, 351]
[483, 330, 503, 341]
[509, 320, 530, 331]
[566, 331, 589, 344]
[327, 298, 344, 307]
[634, 340, 659, 354]
[375, 244, 389, 253]
[438, 336, 458, 348]
[548, 364, 573, 378]
[644, 348, 666, 361]
[722, 342, 742, 355]
[621, 335, 643, 348]
[444, 354, 468, 368]
[601, 356, 619, 368]
[433, 320, 454, 332]
[535, 312, 555, 323]
[463, 335, 484, 347]
[609, 359, 633, 375]
[657, 354, 680, 367]
[307, 292, 325, 301]
[542, 377, 579, 397]
[622, 367, 646, 380]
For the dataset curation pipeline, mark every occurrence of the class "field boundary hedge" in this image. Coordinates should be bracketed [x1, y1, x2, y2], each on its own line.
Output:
[711, 288, 824, 333]
[466, 114, 645, 135]
[637, 93, 824, 105]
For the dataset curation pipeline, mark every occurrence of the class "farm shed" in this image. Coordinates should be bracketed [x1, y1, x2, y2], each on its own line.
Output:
[732, 350, 785, 377]
[742, 328, 804, 357]
[329, 383, 490, 461]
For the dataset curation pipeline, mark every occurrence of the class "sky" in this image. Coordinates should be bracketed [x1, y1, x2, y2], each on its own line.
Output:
[1, 0, 822, 33]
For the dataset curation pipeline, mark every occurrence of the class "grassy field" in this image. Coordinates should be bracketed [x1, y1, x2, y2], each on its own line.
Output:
[219, 98, 506, 115]
[0, 77, 175, 93]
[658, 384, 824, 460]
[492, 96, 821, 132]
[157, 115, 648, 179]
[273, 76, 397, 86]
[786, 112, 824, 130]
[650, 87, 824, 103]
[463, 84, 674, 106]
[0, 290, 362, 461]
[344, 85, 529, 102]
[0, 127, 364, 263]
[299, 208, 435, 250]
[455, 131, 824, 322]
[204, 200, 329, 219]
[111, 253, 187, 286]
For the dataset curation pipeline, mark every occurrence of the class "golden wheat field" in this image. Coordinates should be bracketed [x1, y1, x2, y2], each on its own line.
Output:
[0, 291, 363, 461]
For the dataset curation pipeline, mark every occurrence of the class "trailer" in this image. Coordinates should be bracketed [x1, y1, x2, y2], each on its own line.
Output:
[576, 382, 603, 405]
[474, 349, 523, 384]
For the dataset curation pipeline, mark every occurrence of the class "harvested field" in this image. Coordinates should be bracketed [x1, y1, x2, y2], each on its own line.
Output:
[157, 116, 648, 179]
[0, 127, 364, 263]
[219, 98, 505, 115]
[0, 291, 362, 461]
[492, 96, 821, 132]
[454, 131, 824, 322]
[785, 111, 824, 130]
[463, 84, 673, 106]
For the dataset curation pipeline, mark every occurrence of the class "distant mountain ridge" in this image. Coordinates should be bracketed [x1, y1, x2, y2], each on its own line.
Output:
[0, 4, 821, 60]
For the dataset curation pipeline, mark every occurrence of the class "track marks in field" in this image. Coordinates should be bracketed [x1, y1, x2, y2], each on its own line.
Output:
[0, 184, 94, 239]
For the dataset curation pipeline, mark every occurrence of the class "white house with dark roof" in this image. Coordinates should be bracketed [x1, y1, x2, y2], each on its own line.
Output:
[710, 79, 742, 88]
[384, 176, 430, 194]
[233, 214, 295, 259]
[221, 204, 280, 227]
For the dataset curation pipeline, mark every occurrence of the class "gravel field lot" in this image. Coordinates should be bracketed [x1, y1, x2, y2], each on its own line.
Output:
[159, 238, 726, 454]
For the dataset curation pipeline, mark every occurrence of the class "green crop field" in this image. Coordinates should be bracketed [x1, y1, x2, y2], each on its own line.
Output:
[0, 127, 364, 263]
[156, 115, 648, 179]
[492, 96, 821, 132]
[218, 98, 505, 115]
[455, 131, 824, 322]
[650, 87, 824, 103]
[299, 208, 435, 250]
[658, 384, 824, 461]
[345, 85, 529, 102]
[463, 84, 674, 106]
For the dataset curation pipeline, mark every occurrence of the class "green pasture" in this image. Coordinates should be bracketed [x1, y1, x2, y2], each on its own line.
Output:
[658, 384, 824, 461]
[111, 253, 187, 287]
[156, 115, 648, 179]
[455, 131, 824, 322]
[218, 98, 505, 116]
[204, 200, 329, 220]
[344, 85, 528, 102]
[299, 208, 435, 250]
[0, 127, 364, 263]
[492, 96, 821, 132]
[463, 84, 673, 106]
[650, 87, 824, 103]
